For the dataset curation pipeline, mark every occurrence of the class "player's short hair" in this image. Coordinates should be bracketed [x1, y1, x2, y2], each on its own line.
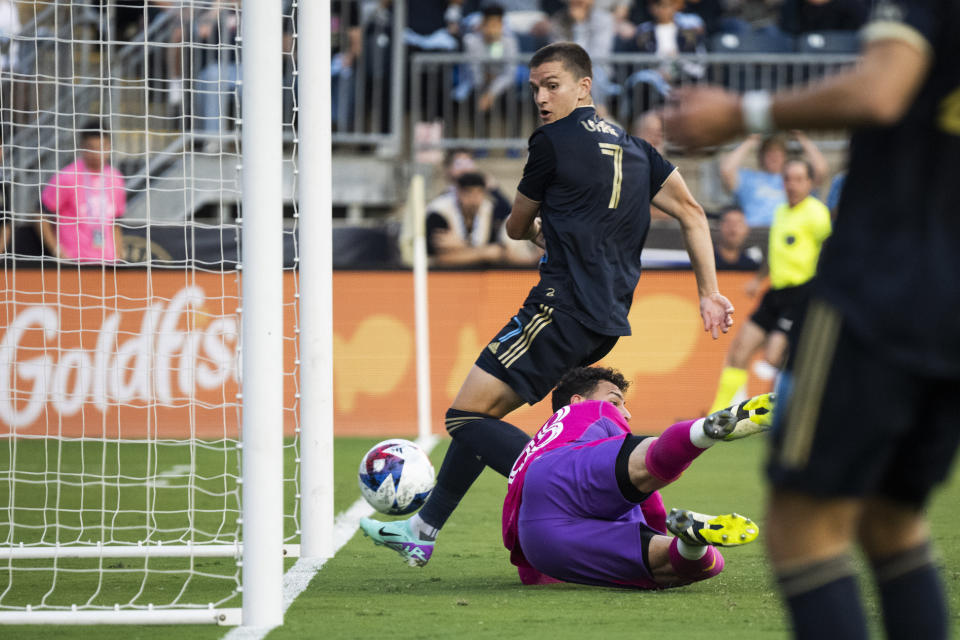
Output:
[784, 158, 814, 180]
[481, 2, 505, 18]
[551, 366, 630, 412]
[529, 42, 593, 80]
[455, 172, 487, 190]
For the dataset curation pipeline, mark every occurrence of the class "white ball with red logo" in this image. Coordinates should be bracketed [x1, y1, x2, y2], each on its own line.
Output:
[358, 439, 435, 515]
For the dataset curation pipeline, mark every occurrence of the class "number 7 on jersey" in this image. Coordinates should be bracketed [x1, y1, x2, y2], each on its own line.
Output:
[598, 143, 623, 209]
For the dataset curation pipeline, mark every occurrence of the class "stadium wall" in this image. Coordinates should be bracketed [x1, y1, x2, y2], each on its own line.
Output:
[0, 269, 766, 438]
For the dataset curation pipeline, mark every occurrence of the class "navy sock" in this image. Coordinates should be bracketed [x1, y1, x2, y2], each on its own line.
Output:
[777, 555, 868, 640]
[445, 408, 531, 478]
[873, 542, 947, 640]
[416, 438, 485, 530]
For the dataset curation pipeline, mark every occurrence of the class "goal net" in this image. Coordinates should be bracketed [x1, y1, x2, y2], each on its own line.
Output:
[0, 0, 302, 624]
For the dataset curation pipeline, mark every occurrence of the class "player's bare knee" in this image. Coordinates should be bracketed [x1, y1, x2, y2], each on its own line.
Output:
[766, 491, 859, 566]
[858, 498, 928, 558]
[450, 366, 524, 417]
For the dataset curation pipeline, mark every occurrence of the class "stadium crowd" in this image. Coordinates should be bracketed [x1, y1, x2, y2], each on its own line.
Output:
[0, 0, 847, 271]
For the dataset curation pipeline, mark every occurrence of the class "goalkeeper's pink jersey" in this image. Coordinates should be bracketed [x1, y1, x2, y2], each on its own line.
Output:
[503, 400, 653, 583]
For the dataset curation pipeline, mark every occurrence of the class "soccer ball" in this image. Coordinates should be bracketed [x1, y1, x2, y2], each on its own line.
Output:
[358, 439, 435, 515]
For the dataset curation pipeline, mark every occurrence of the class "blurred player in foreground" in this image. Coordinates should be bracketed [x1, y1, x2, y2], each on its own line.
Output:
[665, 1, 960, 637]
[361, 42, 734, 568]
[504, 367, 773, 589]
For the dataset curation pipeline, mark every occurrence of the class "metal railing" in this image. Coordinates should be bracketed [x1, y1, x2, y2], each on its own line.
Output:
[410, 52, 857, 153]
[5, 0, 407, 220]
[6, 5, 188, 215]
[330, 0, 406, 152]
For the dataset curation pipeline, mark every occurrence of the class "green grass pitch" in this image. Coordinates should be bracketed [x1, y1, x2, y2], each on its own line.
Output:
[2, 436, 959, 639]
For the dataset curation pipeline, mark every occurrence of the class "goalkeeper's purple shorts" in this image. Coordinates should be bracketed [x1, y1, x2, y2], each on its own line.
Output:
[517, 435, 667, 589]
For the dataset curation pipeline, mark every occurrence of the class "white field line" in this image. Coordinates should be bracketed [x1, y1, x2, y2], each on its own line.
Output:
[221, 435, 440, 640]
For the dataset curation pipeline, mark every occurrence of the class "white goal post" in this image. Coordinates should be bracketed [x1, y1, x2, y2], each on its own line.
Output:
[0, 0, 331, 627]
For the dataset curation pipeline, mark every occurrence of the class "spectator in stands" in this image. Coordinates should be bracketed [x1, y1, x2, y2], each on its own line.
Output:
[461, 4, 520, 114]
[623, 0, 723, 37]
[332, 0, 363, 131]
[443, 148, 512, 220]
[714, 207, 762, 270]
[718, 132, 827, 227]
[426, 172, 539, 266]
[406, 0, 481, 50]
[778, 0, 868, 35]
[547, 0, 616, 114]
[629, 0, 706, 62]
[193, 0, 240, 135]
[620, 0, 706, 112]
[362, 0, 395, 134]
[39, 122, 127, 263]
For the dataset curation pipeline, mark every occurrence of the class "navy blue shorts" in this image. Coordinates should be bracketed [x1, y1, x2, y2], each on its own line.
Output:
[475, 302, 619, 405]
[767, 298, 960, 506]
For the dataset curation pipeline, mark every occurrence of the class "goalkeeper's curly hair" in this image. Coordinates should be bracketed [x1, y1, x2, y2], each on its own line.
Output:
[551, 366, 629, 412]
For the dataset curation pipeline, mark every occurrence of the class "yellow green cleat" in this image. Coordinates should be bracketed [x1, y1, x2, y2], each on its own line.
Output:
[704, 392, 776, 441]
[667, 508, 759, 547]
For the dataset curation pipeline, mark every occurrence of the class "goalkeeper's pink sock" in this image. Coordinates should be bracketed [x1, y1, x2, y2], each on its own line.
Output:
[644, 419, 711, 483]
[668, 538, 724, 579]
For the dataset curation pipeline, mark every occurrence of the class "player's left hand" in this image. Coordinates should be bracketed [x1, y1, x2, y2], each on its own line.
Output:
[700, 292, 734, 339]
[663, 86, 744, 150]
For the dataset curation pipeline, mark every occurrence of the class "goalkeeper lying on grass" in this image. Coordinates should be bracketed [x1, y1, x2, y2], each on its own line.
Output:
[367, 365, 774, 589]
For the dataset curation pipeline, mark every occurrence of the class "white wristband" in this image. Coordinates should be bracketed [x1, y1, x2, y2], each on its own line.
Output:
[742, 90, 774, 134]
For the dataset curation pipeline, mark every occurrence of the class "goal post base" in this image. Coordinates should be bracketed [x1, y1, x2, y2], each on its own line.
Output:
[0, 608, 242, 625]
[0, 544, 301, 560]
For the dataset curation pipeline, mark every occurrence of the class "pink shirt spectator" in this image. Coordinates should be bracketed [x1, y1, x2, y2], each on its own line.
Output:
[41, 159, 126, 262]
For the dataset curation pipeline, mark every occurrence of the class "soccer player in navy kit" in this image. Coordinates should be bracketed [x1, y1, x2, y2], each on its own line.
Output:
[665, 0, 960, 637]
[361, 42, 734, 568]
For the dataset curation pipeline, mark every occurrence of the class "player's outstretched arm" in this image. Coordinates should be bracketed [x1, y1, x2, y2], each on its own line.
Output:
[652, 170, 734, 339]
[663, 37, 931, 149]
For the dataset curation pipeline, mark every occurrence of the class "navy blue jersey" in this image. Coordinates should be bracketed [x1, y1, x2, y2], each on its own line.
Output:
[814, 0, 960, 375]
[517, 106, 676, 336]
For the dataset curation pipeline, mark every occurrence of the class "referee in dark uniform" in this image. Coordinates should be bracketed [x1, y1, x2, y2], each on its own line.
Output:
[360, 42, 735, 567]
[666, 1, 960, 638]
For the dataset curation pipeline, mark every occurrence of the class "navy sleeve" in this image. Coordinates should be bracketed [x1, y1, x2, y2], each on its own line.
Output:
[516, 131, 556, 203]
[638, 138, 676, 199]
[425, 212, 449, 256]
